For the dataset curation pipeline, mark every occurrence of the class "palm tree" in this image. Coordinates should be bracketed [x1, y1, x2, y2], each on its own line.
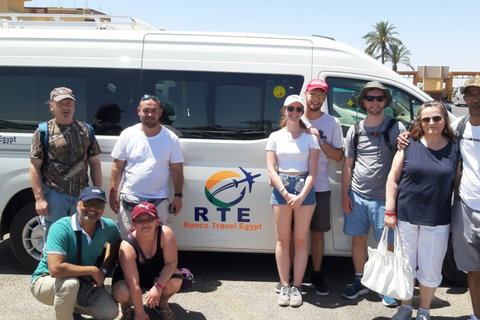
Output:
[386, 44, 414, 72]
[362, 21, 402, 64]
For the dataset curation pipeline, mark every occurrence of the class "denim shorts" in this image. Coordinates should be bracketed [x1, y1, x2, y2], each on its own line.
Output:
[270, 173, 316, 206]
[343, 189, 393, 243]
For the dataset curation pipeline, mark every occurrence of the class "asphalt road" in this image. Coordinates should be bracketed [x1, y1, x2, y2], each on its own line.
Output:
[0, 103, 472, 320]
[0, 236, 474, 320]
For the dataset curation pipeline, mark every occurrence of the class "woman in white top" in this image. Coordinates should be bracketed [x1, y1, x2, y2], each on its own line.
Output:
[266, 94, 320, 307]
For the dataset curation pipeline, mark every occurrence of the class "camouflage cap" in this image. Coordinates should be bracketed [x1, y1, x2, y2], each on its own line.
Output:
[462, 75, 480, 94]
[50, 87, 75, 102]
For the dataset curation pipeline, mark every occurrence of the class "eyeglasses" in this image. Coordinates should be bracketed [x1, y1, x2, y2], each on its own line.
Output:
[364, 96, 385, 102]
[421, 116, 443, 123]
[464, 92, 480, 99]
[133, 217, 156, 224]
[81, 200, 105, 209]
[140, 94, 160, 101]
[308, 92, 326, 98]
[286, 106, 304, 113]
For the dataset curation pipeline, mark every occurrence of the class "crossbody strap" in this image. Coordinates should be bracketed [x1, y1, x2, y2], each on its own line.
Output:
[75, 231, 83, 265]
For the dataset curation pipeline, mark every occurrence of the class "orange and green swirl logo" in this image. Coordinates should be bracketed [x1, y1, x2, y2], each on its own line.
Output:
[204, 167, 261, 208]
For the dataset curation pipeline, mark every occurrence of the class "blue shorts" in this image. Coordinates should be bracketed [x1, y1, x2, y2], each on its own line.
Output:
[270, 173, 316, 206]
[343, 189, 393, 243]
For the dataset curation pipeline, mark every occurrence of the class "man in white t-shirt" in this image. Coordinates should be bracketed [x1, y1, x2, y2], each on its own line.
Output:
[302, 79, 344, 296]
[451, 75, 480, 320]
[109, 94, 184, 239]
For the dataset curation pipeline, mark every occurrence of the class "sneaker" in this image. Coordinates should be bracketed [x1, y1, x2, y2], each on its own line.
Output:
[275, 282, 282, 293]
[311, 271, 329, 296]
[469, 316, 480, 320]
[342, 277, 369, 300]
[379, 294, 398, 307]
[392, 305, 413, 320]
[278, 285, 290, 306]
[416, 309, 430, 320]
[289, 286, 303, 307]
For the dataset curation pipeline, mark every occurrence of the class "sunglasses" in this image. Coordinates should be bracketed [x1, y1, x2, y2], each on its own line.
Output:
[82, 200, 105, 209]
[141, 94, 160, 101]
[286, 106, 304, 113]
[421, 116, 443, 123]
[133, 217, 157, 224]
[364, 95, 385, 102]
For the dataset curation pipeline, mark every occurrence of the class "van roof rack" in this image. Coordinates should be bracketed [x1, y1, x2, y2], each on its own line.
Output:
[0, 13, 158, 30]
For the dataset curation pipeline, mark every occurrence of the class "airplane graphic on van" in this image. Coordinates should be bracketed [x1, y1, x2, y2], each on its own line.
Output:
[204, 167, 261, 208]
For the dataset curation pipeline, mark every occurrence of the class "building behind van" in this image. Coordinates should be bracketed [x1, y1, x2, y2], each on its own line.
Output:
[0, 13, 465, 285]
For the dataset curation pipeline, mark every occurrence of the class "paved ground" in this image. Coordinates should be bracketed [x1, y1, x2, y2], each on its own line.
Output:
[0, 237, 474, 320]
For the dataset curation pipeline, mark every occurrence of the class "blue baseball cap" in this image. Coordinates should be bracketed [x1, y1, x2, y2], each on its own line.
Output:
[78, 186, 107, 203]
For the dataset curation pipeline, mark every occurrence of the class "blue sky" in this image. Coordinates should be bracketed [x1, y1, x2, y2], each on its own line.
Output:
[29, 0, 479, 78]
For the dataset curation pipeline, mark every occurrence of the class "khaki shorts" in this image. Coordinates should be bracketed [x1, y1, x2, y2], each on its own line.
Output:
[452, 198, 480, 272]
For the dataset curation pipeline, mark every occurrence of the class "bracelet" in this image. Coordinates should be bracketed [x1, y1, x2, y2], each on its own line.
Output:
[155, 282, 164, 289]
[135, 312, 146, 318]
[100, 267, 108, 275]
[279, 187, 286, 195]
[110, 188, 118, 194]
[298, 195, 304, 201]
[385, 212, 397, 216]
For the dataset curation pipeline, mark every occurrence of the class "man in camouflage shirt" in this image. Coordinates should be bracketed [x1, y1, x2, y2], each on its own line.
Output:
[30, 87, 102, 241]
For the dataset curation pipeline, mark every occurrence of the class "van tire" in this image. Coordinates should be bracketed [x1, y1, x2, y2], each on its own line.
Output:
[10, 202, 44, 271]
[442, 233, 468, 287]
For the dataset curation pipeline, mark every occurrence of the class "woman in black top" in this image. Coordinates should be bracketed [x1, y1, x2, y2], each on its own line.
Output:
[112, 202, 182, 320]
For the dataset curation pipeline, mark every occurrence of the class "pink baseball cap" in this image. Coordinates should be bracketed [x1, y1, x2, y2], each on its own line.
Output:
[132, 202, 157, 220]
[306, 79, 328, 92]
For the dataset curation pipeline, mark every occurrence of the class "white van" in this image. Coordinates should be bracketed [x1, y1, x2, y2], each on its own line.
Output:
[0, 14, 463, 284]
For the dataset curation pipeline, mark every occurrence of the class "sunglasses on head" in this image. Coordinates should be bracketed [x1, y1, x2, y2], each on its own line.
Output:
[82, 200, 105, 209]
[421, 116, 443, 123]
[133, 217, 156, 224]
[364, 95, 385, 102]
[141, 94, 160, 101]
[286, 106, 304, 113]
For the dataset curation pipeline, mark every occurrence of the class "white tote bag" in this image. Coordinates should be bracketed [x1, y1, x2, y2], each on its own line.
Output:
[361, 227, 414, 300]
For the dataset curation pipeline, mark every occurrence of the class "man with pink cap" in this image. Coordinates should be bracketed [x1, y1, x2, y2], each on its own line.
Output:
[301, 79, 344, 296]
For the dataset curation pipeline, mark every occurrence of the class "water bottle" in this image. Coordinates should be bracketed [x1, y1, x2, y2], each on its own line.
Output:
[294, 178, 304, 195]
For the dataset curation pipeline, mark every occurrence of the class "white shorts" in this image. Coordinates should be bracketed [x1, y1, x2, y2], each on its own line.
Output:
[398, 220, 450, 288]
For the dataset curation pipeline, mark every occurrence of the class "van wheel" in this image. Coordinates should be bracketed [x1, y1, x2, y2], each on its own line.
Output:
[442, 233, 468, 287]
[10, 202, 44, 271]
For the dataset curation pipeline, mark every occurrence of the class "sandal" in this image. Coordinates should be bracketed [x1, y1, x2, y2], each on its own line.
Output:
[153, 307, 177, 320]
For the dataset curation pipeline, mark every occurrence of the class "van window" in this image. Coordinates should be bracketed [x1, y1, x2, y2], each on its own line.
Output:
[326, 77, 422, 135]
[0, 67, 302, 140]
[141, 70, 303, 139]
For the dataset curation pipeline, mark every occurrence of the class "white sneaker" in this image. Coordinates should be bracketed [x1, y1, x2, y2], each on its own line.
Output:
[277, 285, 290, 306]
[289, 286, 303, 307]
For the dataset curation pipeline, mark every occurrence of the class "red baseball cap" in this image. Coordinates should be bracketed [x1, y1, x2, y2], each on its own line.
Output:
[306, 79, 328, 92]
[132, 202, 157, 220]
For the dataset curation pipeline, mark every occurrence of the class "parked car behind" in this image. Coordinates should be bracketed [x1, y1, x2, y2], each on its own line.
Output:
[453, 86, 467, 106]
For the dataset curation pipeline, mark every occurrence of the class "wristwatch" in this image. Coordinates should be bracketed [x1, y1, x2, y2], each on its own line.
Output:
[174, 192, 183, 198]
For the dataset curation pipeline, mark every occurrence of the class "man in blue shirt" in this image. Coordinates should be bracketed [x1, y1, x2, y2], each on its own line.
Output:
[30, 186, 121, 320]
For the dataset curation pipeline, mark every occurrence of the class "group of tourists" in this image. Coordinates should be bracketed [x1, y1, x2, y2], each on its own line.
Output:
[267, 76, 480, 320]
[27, 74, 480, 320]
